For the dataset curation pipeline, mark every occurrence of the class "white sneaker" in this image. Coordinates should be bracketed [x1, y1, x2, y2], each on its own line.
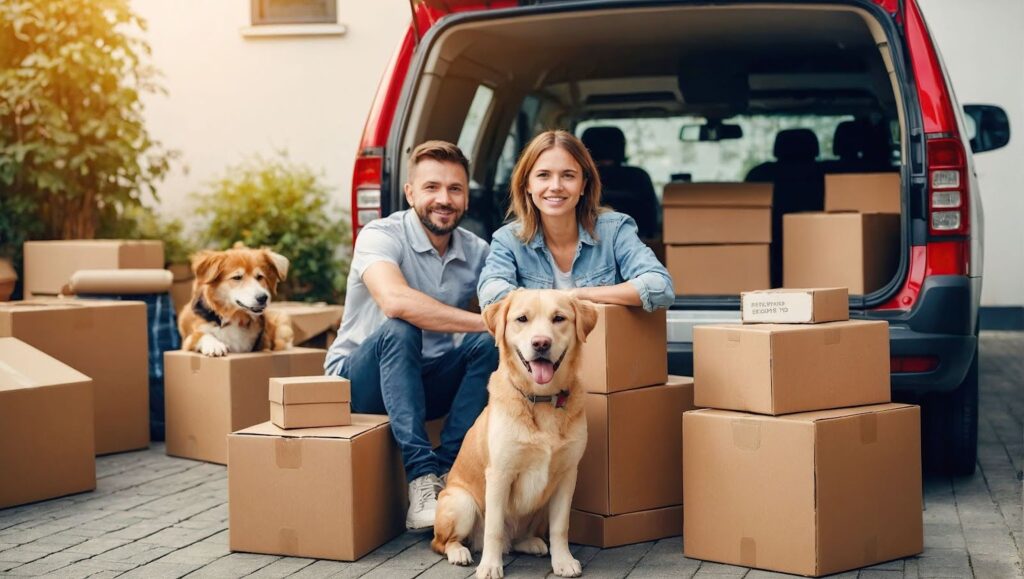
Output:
[406, 473, 443, 531]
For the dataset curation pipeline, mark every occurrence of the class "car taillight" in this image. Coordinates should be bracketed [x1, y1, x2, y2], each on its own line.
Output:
[890, 355, 939, 373]
[352, 153, 382, 238]
[927, 138, 968, 236]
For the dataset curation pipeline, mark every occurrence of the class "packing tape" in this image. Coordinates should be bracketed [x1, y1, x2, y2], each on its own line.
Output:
[0, 360, 36, 388]
[726, 330, 741, 344]
[190, 355, 203, 374]
[275, 438, 303, 469]
[731, 420, 761, 451]
[823, 328, 841, 346]
[859, 413, 878, 444]
[278, 528, 299, 554]
[739, 537, 757, 567]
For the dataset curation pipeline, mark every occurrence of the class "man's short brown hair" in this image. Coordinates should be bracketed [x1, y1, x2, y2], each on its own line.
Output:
[408, 140, 470, 180]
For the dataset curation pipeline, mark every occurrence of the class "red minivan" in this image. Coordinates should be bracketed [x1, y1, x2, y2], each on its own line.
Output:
[350, 0, 1010, 475]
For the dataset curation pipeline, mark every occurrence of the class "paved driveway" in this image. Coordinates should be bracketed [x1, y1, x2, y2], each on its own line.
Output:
[1, 332, 1021, 578]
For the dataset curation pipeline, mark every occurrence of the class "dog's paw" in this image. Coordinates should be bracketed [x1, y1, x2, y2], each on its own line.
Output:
[513, 537, 548, 557]
[552, 556, 582, 578]
[475, 559, 504, 579]
[198, 335, 228, 357]
[446, 544, 473, 566]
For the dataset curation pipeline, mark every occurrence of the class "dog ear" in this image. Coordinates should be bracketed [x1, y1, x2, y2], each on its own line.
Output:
[481, 292, 514, 345]
[262, 250, 289, 281]
[191, 250, 225, 285]
[572, 297, 599, 344]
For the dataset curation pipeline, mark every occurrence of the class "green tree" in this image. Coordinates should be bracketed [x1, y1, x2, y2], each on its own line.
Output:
[0, 0, 174, 243]
[194, 152, 350, 304]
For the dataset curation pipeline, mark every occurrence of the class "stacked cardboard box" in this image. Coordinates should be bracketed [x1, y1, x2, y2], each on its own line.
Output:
[0, 300, 150, 455]
[1, 338, 96, 508]
[163, 348, 327, 464]
[663, 183, 772, 295]
[23, 240, 165, 298]
[784, 173, 900, 294]
[684, 288, 923, 576]
[270, 376, 351, 429]
[570, 304, 696, 548]
[266, 301, 344, 348]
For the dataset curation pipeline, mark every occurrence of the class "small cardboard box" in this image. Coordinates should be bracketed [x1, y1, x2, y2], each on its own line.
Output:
[164, 348, 327, 464]
[0, 338, 96, 508]
[228, 416, 405, 561]
[579, 305, 667, 393]
[266, 301, 344, 348]
[0, 299, 149, 454]
[270, 376, 351, 429]
[694, 320, 890, 415]
[825, 173, 901, 214]
[741, 287, 849, 324]
[683, 404, 923, 577]
[569, 506, 682, 549]
[663, 183, 772, 244]
[666, 244, 770, 296]
[0, 258, 16, 301]
[574, 377, 695, 515]
[784, 212, 900, 295]
[23, 240, 165, 298]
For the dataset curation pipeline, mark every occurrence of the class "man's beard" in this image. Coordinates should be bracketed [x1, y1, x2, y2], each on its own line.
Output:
[416, 203, 464, 235]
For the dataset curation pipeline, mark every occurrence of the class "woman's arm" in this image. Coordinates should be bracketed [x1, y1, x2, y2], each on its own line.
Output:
[477, 232, 521, 308]
[612, 215, 676, 311]
[571, 282, 642, 306]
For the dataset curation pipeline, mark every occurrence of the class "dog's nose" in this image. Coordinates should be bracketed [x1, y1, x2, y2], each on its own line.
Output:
[256, 293, 268, 305]
[531, 336, 551, 353]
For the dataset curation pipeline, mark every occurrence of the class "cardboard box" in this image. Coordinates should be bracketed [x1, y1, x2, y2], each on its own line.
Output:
[168, 263, 194, 316]
[266, 301, 344, 348]
[0, 258, 16, 301]
[228, 416, 405, 561]
[694, 320, 890, 415]
[825, 173, 901, 214]
[784, 212, 900, 295]
[0, 338, 96, 508]
[270, 376, 351, 429]
[164, 348, 327, 464]
[741, 287, 849, 324]
[570, 506, 682, 548]
[0, 300, 149, 454]
[574, 377, 695, 515]
[23, 240, 164, 298]
[579, 305, 667, 393]
[666, 244, 770, 296]
[683, 404, 923, 576]
[663, 183, 772, 244]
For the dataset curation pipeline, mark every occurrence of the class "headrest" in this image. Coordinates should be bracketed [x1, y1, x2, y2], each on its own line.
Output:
[833, 120, 870, 160]
[581, 126, 626, 165]
[774, 128, 820, 162]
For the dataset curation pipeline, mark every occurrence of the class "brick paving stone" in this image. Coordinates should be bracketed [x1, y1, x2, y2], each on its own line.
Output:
[186, 552, 280, 577]
[119, 560, 204, 578]
[62, 537, 133, 556]
[415, 559, 477, 579]
[693, 561, 750, 576]
[45, 558, 138, 578]
[92, 541, 175, 565]
[2, 551, 92, 576]
[245, 557, 317, 578]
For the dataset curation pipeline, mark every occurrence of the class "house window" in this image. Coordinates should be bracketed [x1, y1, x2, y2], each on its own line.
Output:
[251, 0, 337, 26]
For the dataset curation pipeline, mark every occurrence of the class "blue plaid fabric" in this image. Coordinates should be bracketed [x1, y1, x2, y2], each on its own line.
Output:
[78, 292, 181, 441]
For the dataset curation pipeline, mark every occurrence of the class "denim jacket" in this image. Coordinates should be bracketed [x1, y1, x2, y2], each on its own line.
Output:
[477, 211, 675, 311]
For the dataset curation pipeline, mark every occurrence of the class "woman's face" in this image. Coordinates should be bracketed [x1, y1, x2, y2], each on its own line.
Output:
[527, 146, 585, 221]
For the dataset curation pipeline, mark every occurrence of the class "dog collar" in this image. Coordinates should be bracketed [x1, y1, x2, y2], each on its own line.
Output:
[193, 297, 223, 326]
[523, 390, 570, 409]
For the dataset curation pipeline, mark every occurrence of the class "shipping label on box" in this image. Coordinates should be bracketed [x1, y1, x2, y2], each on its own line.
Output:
[164, 348, 327, 464]
[0, 338, 96, 508]
[24, 240, 164, 298]
[578, 305, 667, 393]
[694, 320, 890, 415]
[741, 287, 849, 324]
[683, 404, 923, 577]
[228, 417, 405, 561]
[0, 299, 149, 454]
[574, 377, 694, 515]
[269, 375, 351, 429]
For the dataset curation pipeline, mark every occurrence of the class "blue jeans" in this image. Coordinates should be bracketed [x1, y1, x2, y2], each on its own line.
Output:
[332, 319, 496, 482]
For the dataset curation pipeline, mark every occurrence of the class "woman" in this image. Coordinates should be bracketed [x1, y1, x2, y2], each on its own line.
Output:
[478, 130, 674, 311]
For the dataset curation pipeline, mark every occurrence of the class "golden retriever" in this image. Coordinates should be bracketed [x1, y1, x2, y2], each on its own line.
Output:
[432, 289, 598, 579]
[178, 246, 293, 356]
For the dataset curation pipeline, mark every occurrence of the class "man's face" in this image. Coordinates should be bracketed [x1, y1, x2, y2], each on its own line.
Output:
[404, 159, 469, 236]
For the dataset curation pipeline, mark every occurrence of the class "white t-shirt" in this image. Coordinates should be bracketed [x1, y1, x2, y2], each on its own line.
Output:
[548, 252, 575, 290]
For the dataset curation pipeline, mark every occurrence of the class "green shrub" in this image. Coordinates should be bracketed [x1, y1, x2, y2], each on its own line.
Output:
[96, 203, 197, 266]
[194, 152, 350, 304]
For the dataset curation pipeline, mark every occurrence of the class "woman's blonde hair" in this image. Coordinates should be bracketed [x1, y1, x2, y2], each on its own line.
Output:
[507, 130, 605, 242]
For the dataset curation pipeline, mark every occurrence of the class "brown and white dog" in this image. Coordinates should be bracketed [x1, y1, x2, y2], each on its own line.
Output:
[432, 289, 598, 579]
[178, 246, 293, 356]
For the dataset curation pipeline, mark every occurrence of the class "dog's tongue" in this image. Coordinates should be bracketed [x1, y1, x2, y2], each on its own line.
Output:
[528, 359, 555, 385]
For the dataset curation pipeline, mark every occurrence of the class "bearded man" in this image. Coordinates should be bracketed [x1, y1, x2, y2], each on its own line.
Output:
[325, 141, 496, 530]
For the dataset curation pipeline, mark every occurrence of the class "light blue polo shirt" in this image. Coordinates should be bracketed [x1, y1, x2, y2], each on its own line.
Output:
[324, 210, 490, 375]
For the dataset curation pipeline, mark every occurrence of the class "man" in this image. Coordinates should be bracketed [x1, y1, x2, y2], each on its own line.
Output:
[325, 141, 496, 530]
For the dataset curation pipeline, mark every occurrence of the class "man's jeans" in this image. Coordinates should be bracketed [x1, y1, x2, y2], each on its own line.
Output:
[332, 319, 497, 482]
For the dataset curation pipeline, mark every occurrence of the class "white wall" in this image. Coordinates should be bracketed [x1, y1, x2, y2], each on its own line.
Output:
[132, 0, 408, 221]
[919, 0, 1024, 307]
